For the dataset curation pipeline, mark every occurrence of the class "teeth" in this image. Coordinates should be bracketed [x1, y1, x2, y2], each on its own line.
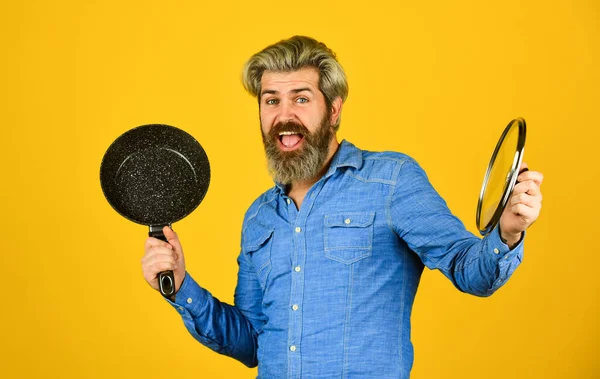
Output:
[279, 131, 297, 136]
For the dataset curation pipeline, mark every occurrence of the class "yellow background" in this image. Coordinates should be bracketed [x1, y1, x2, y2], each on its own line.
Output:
[1, 1, 598, 378]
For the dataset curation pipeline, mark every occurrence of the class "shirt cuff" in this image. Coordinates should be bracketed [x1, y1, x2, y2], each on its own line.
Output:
[485, 226, 525, 291]
[484, 226, 524, 255]
[165, 272, 209, 321]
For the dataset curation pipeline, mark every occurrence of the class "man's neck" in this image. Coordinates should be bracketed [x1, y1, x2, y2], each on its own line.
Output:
[287, 139, 340, 209]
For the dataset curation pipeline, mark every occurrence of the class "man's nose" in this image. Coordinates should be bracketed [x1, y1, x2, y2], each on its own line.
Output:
[277, 101, 296, 123]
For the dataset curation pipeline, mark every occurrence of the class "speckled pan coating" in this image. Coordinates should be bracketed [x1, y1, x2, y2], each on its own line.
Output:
[100, 124, 210, 226]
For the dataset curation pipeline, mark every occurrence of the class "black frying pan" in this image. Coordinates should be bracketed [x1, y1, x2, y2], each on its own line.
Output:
[100, 124, 210, 297]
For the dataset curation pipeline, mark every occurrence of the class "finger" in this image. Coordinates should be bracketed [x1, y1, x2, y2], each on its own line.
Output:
[518, 170, 544, 187]
[518, 162, 529, 173]
[141, 247, 177, 266]
[163, 226, 183, 254]
[142, 272, 158, 288]
[145, 237, 173, 251]
[510, 191, 542, 209]
[143, 262, 176, 287]
[142, 256, 178, 279]
[510, 203, 540, 223]
[512, 180, 542, 198]
[143, 259, 177, 274]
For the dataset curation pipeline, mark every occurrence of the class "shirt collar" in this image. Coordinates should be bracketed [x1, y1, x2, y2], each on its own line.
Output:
[324, 139, 363, 178]
[274, 139, 363, 193]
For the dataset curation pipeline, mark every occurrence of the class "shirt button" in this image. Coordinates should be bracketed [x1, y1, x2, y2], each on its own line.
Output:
[286, 199, 291, 205]
[294, 266, 301, 272]
[290, 345, 296, 352]
[187, 298, 193, 304]
[292, 304, 299, 311]
[295, 227, 301, 233]
[344, 218, 351, 224]
[494, 248, 500, 254]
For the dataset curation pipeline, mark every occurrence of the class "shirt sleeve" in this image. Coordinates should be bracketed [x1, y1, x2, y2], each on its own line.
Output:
[389, 159, 524, 297]
[165, 249, 265, 367]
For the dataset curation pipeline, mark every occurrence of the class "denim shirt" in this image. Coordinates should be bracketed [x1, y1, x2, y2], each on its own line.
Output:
[168, 140, 524, 378]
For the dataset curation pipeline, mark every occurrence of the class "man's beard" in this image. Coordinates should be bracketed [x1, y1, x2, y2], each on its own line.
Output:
[261, 112, 334, 185]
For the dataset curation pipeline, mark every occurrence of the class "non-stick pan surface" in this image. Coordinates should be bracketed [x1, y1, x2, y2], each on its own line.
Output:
[100, 124, 210, 226]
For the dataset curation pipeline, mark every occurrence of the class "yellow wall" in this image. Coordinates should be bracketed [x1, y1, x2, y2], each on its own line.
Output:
[1, 1, 598, 378]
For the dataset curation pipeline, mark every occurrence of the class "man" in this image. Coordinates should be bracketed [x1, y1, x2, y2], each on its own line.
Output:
[141, 36, 543, 378]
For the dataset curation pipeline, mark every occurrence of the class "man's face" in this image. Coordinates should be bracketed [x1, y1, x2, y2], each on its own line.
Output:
[259, 67, 338, 184]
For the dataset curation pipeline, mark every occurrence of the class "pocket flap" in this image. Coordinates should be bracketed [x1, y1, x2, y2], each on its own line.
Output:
[242, 228, 274, 254]
[324, 212, 375, 227]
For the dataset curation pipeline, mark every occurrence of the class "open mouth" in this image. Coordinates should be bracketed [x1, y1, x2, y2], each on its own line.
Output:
[278, 131, 305, 150]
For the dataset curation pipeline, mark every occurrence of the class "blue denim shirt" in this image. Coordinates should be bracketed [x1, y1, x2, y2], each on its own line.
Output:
[168, 140, 524, 378]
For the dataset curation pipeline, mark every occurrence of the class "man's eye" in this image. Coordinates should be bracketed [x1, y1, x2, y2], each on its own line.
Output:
[266, 99, 278, 105]
[296, 98, 308, 103]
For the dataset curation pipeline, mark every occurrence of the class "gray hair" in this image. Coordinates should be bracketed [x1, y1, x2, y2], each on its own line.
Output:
[242, 36, 348, 130]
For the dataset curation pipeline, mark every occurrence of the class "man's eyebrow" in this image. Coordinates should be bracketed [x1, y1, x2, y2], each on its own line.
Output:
[260, 88, 314, 97]
[261, 89, 278, 96]
[292, 87, 313, 94]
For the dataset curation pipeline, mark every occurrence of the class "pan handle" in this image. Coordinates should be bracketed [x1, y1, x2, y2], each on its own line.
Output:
[149, 225, 176, 299]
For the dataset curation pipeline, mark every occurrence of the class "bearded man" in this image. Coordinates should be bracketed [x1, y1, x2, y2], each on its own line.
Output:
[141, 36, 543, 378]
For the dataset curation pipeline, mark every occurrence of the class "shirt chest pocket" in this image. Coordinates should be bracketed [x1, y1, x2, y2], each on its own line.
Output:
[242, 229, 274, 291]
[324, 211, 375, 265]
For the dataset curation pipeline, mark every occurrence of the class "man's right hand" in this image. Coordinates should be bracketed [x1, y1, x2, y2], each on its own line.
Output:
[141, 226, 187, 296]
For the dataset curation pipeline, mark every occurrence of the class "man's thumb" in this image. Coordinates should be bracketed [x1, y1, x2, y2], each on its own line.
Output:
[163, 226, 182, 251]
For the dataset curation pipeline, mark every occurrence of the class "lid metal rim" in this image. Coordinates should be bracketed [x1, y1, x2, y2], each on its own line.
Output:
[476, 118, 527, 235]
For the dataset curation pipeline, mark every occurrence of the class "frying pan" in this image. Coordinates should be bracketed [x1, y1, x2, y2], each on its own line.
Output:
[476, 118, 526, 235]
[100, 124, 210, 297]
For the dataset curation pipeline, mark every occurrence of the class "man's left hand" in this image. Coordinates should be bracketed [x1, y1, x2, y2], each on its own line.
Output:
[499, 163, 544, 248]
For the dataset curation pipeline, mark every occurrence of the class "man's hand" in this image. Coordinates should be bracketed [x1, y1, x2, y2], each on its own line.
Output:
[141, 226, 187, 296]
[499, 163, 544, 248]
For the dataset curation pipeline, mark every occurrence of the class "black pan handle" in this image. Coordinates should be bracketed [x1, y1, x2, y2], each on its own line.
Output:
[149, 225, 176, 298]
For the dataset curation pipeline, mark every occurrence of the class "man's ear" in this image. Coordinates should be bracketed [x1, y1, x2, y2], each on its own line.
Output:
[330, 97, 343, 125]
